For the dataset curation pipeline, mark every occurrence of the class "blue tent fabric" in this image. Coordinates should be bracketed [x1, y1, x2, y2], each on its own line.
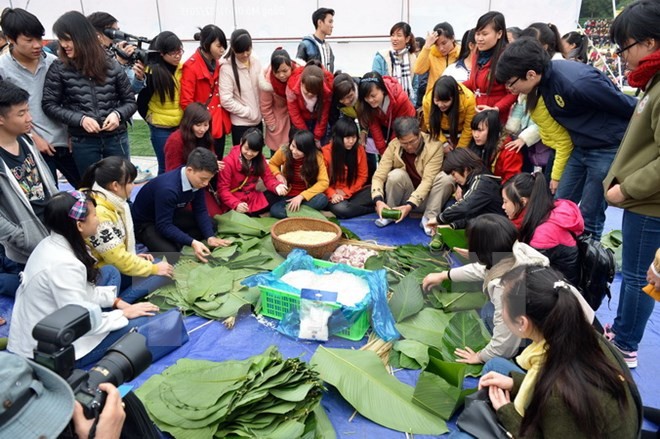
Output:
[1, 205, 658, 437]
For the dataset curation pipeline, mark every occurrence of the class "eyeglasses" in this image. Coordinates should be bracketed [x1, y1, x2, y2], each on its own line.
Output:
[166, 48, 184, 57]
[616, 41, 639, 56]
[398, 136, 420, 148]
[505, 77, 521, 89]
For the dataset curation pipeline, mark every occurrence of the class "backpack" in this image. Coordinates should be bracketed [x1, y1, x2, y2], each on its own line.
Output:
[575, 233, 616, 310]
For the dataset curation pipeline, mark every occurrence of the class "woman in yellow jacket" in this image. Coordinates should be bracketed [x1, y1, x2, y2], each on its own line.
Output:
[414, 22, 461, 96]
[268, 130, 329, 218]
[422, 75, 476, 151]
[138, 31, 184, 175]
[81, 157, 174, 304]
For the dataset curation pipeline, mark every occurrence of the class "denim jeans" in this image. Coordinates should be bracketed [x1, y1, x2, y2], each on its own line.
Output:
[148, 125, 177, 175]
[119, 272, 172, 304]
[71, 131, 130, 176]
[269, 193, 328, 219]
[97, 265, 122, 291]
[480, 301, 495, 335]
[612, 211, 660, 352]
[43, 147, 81, 188]
[555, 147, 616, 240]
[482, 356, 526, 376]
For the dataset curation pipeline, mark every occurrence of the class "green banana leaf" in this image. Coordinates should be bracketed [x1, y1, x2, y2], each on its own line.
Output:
[389, 339, 430, 370]
[287, 205, 329, 221]
[310, 347, 447, 435]
[437, 228, 468, 250]
[395, 308, 453, 350]
[412, 371, 461, 419]
[389, 274, 425, 322]
[429, 291, 488, 312]
[214, 210, 275, 237]
[311, 404, 336, 439]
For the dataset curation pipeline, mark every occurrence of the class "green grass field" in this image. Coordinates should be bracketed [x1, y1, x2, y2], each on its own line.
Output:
[128, 119, 273, 158]
[127, 119, 154, 156]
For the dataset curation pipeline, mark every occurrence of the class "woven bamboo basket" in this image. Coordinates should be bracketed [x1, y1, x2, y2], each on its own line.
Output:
[271, 217, 342, 259]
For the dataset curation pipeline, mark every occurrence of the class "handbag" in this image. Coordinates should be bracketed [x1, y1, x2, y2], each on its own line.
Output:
[132, 308, 189, 362]
[456, 388, 512, 439]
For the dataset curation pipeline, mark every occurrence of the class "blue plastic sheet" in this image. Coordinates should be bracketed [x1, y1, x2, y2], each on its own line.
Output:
[243, 249, 400, 342]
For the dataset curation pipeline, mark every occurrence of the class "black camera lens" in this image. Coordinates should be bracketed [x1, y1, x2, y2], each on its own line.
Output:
[87, 332, 151, 389]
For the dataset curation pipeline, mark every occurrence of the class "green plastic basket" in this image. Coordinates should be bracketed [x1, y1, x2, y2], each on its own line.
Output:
[258, 259, 371, 341]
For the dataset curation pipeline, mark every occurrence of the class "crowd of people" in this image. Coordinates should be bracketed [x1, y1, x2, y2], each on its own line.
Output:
[0, 2, 659, 438]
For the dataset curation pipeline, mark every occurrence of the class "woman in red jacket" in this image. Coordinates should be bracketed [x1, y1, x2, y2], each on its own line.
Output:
[357, 71, 416, 155]
[286, 61, 333, 145]
[218, 128, 287, 215]
[180, 25, 231, 158]
[322, 118, 373, 218]
[163, 103, 225, 216]
[463, 11, 516, 124]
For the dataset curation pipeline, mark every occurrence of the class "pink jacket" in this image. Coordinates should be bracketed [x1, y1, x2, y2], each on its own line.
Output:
[259, 64, 300, 151]
[219, 55, 262, 126]
[530, 199, 584, 249]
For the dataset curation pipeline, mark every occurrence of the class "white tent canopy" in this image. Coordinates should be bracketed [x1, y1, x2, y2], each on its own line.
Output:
[3, 0, 582, 75]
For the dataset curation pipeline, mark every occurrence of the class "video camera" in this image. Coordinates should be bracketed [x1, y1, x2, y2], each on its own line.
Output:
[103, 29, 154, 65]
[32, 305, 152, 419]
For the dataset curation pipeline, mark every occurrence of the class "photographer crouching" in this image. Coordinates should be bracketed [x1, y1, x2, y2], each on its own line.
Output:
[0, 352, 125, 439]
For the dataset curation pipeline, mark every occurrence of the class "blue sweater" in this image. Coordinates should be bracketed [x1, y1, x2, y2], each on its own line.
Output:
[540, 60, 636, 150]
[131, 167, 214, 246]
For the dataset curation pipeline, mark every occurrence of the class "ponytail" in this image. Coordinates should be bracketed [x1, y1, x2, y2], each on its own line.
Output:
[502, 266, 630, 438]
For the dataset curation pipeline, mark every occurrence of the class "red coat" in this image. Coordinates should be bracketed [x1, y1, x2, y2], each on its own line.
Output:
[367, 76, 416, 154]
[491, 136, 523, 183]
[163, 129, 225, 216]
[321, 143, 368, 198]
[217, 145, 281, 213]
[180, 48, 231, 138]
[463, 56, 517, 125]
[285, 67, 333, 141]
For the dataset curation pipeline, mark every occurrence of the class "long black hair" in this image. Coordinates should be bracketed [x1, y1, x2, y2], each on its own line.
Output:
[194, 24, 227, 55]
[466, 213, 517, 269]
[44, 192, 99, 283]
[329, 118, 360, 187]
[442, 147, 486, 177]
[457, 28, 476, 63]
[562, 31, 588, 63]
[52, 11, 108, 83]
[149, 31, 182, 104]
[80, 156, 137, 190]
[474, 11, 508, 94]
[224, 29, 252, 96]
[179, 103, 213, 160]
[357, 71, 388, 128]
[239, 127, 265, 176]
[283, 130, 319, 187]
[610, 0, 660, 50]
[521, 23, 563, 58]
[429, 76, 460, 144]
[501, 265, 631, 438]
[468, 109, 501, 167]
[503, 173, 555, 244]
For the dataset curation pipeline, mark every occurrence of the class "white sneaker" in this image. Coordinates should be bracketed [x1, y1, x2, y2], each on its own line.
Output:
[420, 216, 433, 236]
[135, 167, 154, 184]
[374, 218, 394, 228]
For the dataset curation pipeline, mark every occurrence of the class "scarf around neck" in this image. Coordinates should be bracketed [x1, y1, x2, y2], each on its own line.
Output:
[477, 48, 494, 67]
[390, 47, 415, 103]
[92, 182, 136, 254]
[627, 49, 660, 90]
[269, 69, 288, 98]
[514, 339, 548, 416]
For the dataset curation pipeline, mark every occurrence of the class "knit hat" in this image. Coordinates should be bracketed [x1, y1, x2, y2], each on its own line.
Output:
[0, 352, 75, 438]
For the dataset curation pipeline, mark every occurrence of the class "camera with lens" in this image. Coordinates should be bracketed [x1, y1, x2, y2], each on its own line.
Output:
[32, 304, 152, 419]
[103, 29, 153, 65]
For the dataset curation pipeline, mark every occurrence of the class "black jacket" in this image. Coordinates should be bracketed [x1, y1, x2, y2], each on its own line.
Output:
[539, 245, 580, 286]
[438, 172, 504, 229]
[42, 57, 137, 137]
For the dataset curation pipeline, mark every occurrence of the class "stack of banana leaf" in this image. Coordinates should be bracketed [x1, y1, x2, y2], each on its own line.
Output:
[137, 346, 334, 439]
